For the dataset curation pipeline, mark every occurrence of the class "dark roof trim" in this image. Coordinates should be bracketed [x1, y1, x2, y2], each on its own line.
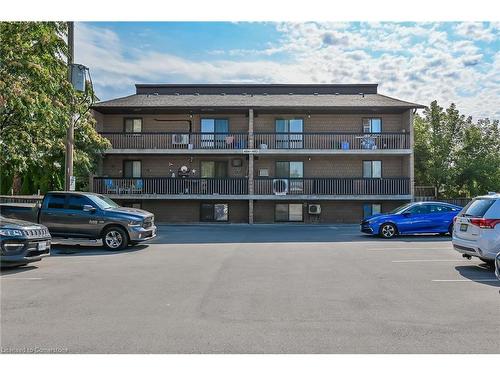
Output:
[135, 83, 379, 96]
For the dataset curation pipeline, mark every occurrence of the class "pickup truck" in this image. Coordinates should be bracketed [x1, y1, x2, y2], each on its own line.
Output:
[0, 191, 156, 250]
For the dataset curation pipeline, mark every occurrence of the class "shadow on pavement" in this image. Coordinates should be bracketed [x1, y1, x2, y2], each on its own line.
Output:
[150, 224, 453, 245]
[50, 244, 148, 257]
[0, 265, 38, 275]
[455, 264, 500, 287]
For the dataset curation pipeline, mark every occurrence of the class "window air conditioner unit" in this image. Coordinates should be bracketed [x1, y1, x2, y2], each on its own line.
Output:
[308, 204, 321, 215]
[272, 179, 289, 195]
[172, 134, 189, 145]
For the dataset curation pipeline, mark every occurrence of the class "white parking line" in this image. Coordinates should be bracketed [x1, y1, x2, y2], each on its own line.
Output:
[368, 247, 452, 251]
[392, 259, 470, 263]
[432, 279, 500, 282]
[0, 277, 43, 280]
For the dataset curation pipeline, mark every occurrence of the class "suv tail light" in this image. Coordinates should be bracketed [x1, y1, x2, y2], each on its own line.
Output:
[469, 218, 500, 229]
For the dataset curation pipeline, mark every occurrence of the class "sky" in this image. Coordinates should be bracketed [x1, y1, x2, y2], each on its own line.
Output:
[75, 22, 500, 119]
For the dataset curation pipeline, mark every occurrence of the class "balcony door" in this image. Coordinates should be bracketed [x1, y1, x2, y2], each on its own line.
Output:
[201, 161, 228, 178]
[276, 161, 304, 193]
[275, 119, 303, 149]
[201, 119, 229, 149]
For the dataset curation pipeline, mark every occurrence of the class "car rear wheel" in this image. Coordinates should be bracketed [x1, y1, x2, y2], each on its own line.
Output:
[379, 223, 397, 239]
[102, 227, 129, 250]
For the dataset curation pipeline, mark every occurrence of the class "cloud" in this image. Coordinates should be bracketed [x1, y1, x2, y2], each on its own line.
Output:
[76, 22, 500, 119]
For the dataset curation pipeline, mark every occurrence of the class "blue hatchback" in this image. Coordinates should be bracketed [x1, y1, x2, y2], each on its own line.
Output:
[360, 202, 462, 238]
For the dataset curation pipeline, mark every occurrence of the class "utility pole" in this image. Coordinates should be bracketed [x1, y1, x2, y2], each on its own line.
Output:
[65, 21, 74, 191]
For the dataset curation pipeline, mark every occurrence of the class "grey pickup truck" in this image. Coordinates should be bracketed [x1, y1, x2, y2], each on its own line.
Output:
[0, 191, 156, 250]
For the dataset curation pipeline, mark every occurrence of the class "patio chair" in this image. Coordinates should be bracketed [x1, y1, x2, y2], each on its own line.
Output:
[105, 179, 118, 194]
[131, 179, 144, 194]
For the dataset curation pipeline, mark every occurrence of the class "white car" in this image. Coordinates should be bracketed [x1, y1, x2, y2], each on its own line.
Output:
[453, 193, 500, 265]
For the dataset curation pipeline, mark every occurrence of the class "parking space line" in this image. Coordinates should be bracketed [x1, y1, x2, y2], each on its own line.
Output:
[368, 247, 452, 251]
[432, 279, 500, 282]
[0, 277, 43, 280]
[392, 259, 470, 263]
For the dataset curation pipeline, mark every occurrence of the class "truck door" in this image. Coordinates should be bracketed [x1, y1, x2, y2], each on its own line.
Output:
[65, 194, 102, 238]
[39, 194, 69, 236]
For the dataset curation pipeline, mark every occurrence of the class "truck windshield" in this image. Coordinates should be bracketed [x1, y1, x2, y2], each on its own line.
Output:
[88, 194, 120, 210]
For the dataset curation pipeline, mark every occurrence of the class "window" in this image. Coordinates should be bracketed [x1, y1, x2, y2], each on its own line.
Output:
[200, 203, 228, 222]
[200, 161, 228, 178]
[362, 118, 382, 133]
[462, 198, 496, 218]
[122, 202, 142, 209]
[275, 203, 303, 222]
[429, 204, 453, 213]
[201, 119, 229, 148]
[276, 161, 303, 178]
[124, 118, 142, 133]
[363, 203, 382, 218]
[123, 160, 141, 178]
[275, 119, 303, 149]
[363, 160, 382, 178]
[407, 204, 432, 215]
[46, 194, 66, 209]
[67, 195, 93, 210]
[276, 161, 304, 192]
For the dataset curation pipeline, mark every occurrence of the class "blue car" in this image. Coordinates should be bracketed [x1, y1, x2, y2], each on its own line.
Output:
[361, 202, 462, 238]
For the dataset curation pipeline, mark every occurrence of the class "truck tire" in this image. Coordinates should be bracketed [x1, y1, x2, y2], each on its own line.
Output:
[102, 226, 129, 250]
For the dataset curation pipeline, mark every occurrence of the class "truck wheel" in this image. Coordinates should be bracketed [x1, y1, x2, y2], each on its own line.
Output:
[102, 227, 128, 250]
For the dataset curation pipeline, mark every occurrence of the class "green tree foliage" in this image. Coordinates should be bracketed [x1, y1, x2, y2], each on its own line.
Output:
[414, 100, 500, 198]
[0, 21, 109, 194]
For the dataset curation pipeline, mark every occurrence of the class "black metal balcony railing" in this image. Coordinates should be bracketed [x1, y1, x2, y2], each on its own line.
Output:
[93, 177, 410, 196]
[254, 178, 410, 196]
[99, 132, 409, 150]
[100, 132, 248, 150]
[253, 132, 409, 150]
[93, 177, 249, 196]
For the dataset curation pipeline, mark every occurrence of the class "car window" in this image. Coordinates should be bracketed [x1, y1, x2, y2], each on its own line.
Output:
[407, 205, 431, 214]
[46, 194, 66, 209]
[462, 198, 496, 218]
[67, 195, 93, 210]
[429, 204, 452, 213]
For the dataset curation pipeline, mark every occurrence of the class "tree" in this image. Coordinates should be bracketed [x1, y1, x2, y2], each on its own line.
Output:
[414, 101, 500, 198]
[0, 21, 109, 194]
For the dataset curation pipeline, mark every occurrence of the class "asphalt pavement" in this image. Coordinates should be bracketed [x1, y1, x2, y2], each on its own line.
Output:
[1, 224, 499, 353]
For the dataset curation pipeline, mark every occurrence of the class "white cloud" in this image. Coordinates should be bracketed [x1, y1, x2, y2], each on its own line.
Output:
[76, 22, 500, 119]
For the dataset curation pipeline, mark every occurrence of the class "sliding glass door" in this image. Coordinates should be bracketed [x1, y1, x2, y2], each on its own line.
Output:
[201, 119, 229, 148]
[275, 119, 303, 149]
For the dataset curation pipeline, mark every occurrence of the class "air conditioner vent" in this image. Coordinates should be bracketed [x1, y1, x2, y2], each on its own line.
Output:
[308, 204, 321, 214]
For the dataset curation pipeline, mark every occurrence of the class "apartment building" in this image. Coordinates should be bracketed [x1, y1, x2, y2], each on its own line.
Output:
[91, 84, 424, 224]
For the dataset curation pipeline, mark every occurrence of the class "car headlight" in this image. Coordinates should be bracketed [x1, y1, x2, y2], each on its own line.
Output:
[2, 242, 26, 253]
[127, 220, 142, 227]
[0, 229, 24, 236]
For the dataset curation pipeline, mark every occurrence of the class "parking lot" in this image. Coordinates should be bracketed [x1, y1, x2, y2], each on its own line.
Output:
[1, 224, 499, 353]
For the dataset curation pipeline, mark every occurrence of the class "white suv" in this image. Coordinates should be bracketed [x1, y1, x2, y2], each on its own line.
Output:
[453, 193, 500, 265]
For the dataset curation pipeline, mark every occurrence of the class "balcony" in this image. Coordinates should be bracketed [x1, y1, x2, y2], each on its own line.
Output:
[254, 178, 410, 197]
[92, 177, 410, 199]
[253, 132, 410, 152]
[99, 132, 409, 154]
[93, 177, 249, 197]
[99, 132, 248, 154]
